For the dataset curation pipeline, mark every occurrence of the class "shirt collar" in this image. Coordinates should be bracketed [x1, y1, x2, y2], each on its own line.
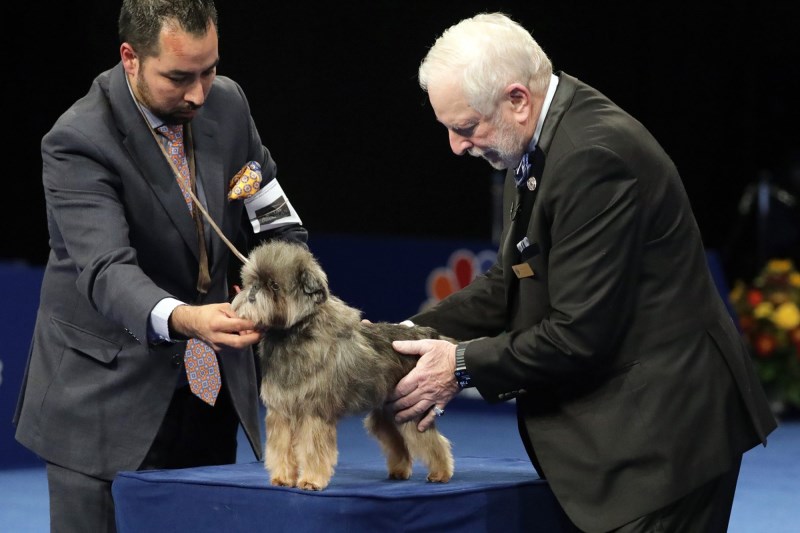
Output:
[513, 74, 560, 188]
[526, 73, 560, 153]
[125, 74, 162, 130]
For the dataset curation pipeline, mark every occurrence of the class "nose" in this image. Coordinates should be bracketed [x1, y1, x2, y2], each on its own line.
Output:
[448, 131, 471, 156]
[185, 79, 206, 108]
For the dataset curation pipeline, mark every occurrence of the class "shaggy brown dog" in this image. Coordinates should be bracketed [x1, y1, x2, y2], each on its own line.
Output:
[231, 241, 454, 490]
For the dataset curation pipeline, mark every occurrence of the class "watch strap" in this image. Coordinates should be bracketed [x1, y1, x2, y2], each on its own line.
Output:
[454, 343, 473, 389]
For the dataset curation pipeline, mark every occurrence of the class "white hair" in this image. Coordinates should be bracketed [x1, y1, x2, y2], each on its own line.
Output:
[418, 12, 553, 116]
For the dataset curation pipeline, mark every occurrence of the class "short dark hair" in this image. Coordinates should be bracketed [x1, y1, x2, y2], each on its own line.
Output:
[118, 0, 218, 58]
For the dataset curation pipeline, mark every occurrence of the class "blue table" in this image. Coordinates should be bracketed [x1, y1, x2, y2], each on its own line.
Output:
[113, 456, 574, 532]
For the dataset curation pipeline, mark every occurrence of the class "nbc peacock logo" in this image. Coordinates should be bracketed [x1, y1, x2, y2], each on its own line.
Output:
[419, 248, 497, 312]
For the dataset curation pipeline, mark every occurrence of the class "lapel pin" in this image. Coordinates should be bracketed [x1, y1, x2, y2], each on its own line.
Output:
[527, 176, 537, 191]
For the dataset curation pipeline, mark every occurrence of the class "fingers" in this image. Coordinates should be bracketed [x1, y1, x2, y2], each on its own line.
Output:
[389, 365, 457, 424]
[193, 303, 261, 350]
[205, 329, 262, 352]
[207, 303, 257, 331]
[417, 408, 439, 432]
[391, 339, 426, 355]
[388, 338, 460, 425]
[393, 398, 433, 424]
[388, 370, 418, 402]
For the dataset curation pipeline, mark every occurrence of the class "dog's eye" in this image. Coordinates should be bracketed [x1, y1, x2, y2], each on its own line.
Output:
[268, 280, 280, 293]
[247, 286, 258, 303]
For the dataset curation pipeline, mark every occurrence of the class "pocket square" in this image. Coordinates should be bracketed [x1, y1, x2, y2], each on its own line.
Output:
[228, 161, 263, 201]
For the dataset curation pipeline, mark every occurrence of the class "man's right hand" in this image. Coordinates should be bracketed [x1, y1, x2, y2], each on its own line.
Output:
[169, 303, 261, 351]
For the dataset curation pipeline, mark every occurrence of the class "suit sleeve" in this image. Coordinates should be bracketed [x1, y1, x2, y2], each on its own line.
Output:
[42, 123, 172, 343]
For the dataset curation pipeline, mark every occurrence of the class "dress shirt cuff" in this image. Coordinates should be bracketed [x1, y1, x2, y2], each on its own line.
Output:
[149, 297, 185, 343]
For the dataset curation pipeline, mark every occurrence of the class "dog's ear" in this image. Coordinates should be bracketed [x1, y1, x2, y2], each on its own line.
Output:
[300, 268, 328, 304]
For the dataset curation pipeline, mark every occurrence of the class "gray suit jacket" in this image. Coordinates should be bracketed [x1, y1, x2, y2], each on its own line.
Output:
[412, 72, 777, 532]
[14, 62, 307, 480]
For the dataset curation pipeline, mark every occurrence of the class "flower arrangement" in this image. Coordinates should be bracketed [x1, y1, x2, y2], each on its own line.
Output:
[729, 258, 800, 411]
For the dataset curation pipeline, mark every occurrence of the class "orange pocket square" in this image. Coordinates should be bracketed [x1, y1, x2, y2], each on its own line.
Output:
[228, 161, 263, 201]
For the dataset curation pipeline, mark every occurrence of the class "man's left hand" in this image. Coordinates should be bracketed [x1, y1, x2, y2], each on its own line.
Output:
[388, 339, 461, 432]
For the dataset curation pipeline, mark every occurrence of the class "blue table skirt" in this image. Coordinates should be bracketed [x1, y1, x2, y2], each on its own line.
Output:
[113, 456, 574, 532]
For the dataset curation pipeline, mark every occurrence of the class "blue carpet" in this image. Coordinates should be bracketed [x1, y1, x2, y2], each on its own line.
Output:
[1, 399, 797, 532]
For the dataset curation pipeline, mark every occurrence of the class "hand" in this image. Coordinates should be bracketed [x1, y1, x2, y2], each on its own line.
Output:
[388, 339, 461, 432]
[169, 303, 262, 351]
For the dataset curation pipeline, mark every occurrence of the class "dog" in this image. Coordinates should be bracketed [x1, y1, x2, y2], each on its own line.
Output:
[230, 240, 454, 490]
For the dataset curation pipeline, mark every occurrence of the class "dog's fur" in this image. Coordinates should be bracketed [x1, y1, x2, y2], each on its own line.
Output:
[231, 240, 454, 490]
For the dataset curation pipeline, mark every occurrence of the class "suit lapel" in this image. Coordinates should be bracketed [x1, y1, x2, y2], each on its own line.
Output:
[189, 113, 225, 265]
[108, 63, 202, 262]
[501, 176, 523, 287]
[500, 73, 576, 289]
[536, 71, 577, 159]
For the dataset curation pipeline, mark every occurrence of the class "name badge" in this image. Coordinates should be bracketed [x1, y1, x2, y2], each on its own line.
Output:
[512, 263, 535, 279]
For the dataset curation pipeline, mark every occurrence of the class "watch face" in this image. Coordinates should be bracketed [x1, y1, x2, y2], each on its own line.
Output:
[454, 369, 472, 389]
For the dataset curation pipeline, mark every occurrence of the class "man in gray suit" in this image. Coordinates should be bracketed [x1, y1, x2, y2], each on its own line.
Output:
[13, 1, 307, 531]
[389, 13, 777, 532]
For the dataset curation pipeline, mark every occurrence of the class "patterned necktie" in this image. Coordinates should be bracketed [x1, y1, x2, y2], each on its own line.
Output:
[184, 338, 221, 406]
[157, 124, 194, 211]
[157, 124, 221, 407]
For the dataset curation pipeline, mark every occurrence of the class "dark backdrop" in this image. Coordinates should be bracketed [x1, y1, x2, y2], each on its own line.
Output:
[4, 1, 799, 283]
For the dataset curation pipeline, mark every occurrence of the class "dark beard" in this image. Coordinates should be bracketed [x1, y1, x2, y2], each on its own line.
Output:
[134, 74, 193, 125]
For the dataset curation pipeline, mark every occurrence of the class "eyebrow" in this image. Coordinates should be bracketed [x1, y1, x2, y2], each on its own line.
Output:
[450, 119, 479, 133]
[164, 58, 220, 77]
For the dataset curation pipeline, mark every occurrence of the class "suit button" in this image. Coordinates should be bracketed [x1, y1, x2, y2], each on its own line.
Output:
[171, 354, 183, 368]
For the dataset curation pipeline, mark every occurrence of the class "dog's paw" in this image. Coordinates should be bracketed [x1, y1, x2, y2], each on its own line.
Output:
[426, 469, 453, 483]
[387, 466, 412, 481]
[297, 478, 328, 491]
[270, 476, 297, 488]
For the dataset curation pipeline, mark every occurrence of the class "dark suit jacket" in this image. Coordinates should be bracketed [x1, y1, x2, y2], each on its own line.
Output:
[411, 72, 777, 532]
[14, 62, 306, 480]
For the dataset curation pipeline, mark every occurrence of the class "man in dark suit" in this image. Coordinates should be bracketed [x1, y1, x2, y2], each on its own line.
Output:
[13, 1, 306, 531]
[389, 12, 777, 532]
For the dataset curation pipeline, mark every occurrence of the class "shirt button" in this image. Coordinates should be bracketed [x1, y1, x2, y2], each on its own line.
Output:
[171, 354, 183, 368]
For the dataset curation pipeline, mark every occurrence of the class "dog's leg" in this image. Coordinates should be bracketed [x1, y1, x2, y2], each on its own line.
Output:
[294, 416, 337, 490]
[265, 408, 298, 487]
[364, 408, 413, 480]
[401, 421, 454, 483]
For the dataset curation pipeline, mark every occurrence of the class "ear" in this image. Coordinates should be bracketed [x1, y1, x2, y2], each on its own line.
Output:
[120, 43, 139, 76]
[300, 268, 328, 304]
[504, 83, 533, 124]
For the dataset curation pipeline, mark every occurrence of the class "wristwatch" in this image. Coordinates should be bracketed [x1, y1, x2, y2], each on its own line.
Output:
[454, 343, 473, 389]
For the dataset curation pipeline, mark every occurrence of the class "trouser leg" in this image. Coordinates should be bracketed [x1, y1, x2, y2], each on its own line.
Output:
[47, 462, 116, 533]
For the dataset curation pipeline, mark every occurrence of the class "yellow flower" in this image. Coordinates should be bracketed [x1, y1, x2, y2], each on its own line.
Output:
[767, 259, 792, 274]
[741, 258, 800, 409]
[754, 301, 774, 319]
[770, 291, 790, 306]
[771, 302, 800, 330]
